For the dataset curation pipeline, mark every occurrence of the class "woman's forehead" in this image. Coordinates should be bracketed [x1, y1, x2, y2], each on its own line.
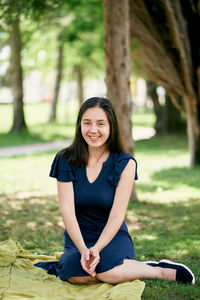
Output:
[82, 107, 108, 121]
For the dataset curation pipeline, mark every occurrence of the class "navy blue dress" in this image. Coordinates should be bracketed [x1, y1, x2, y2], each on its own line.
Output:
[35, 152, 138, 280]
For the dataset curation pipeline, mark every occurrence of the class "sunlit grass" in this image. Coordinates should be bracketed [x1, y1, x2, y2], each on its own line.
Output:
[0, 141, 199, 298]
[0, 101, 78, 146]
[0, 102, 155, 147]
[132, 108, 155, 127]
[0, 106, 199, 299]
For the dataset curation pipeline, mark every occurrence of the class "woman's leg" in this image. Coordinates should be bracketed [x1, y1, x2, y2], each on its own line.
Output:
[68, 275, 100, 284]
[96, 259, 176, 284]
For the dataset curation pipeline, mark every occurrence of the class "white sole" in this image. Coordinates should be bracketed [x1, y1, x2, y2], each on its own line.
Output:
[142, 260, 158, 265]
[159, 259, 195, 285]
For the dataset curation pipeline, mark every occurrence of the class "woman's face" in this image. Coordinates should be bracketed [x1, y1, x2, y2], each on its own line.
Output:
[81, 106, 110, 149]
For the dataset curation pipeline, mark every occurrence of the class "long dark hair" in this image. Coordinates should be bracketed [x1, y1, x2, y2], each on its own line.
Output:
[59, 97, 125, 167]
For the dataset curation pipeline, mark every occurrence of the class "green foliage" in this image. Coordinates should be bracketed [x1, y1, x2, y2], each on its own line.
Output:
[0, 0, 104, 83]
[58, 0, 104, 78]
[0, 0, 64, 27]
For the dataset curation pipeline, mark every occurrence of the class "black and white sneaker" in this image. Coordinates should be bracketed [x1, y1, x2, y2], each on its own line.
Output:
[158, 259, 195, 285]
[143, 261, 159, 267]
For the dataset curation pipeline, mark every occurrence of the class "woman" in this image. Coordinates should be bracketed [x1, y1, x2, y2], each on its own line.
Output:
[35, 97, 195, 285]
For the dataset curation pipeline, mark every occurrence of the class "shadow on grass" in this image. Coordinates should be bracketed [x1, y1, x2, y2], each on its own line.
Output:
[1, 191, 199, 260]
[135, 135, 188, 153]
[0, 193, 65, 254]
[127, 199, 200, 261]
[1, 191, 199, 299]
[151, 166, 200, 189]
[136, 182, 171, 193]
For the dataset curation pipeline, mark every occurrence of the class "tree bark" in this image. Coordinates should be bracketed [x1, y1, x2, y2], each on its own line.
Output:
[104, 0, 137, 200]
[10, 18, 26, 132]
[165, 95, 186, 134]
[74, 64, 84, 107]
[104, 0, 133, 155]
[147, 81, 165, 135]
[49, 43, 63, 122]
[184, 96, 200, 167]
[147, 81, 186, 135]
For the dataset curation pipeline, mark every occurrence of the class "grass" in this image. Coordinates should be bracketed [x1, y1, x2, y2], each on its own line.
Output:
[0, 102, 77, 147]
[0, 102, 154, 147]
[0, 103, 200, 299]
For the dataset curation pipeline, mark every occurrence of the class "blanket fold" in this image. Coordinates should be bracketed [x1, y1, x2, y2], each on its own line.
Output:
[0, 239, 145, 300]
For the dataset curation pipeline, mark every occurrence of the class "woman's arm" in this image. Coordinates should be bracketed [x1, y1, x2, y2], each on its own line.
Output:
[57, 181, 86, 253]
[57, 181, 94, 276]
[91, 159, 136, 255]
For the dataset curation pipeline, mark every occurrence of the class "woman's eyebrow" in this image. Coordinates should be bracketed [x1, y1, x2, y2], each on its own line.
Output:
[82, 118, 107, 122]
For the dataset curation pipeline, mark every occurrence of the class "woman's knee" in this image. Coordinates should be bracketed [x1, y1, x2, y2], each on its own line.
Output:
[96, 270, 121, 284]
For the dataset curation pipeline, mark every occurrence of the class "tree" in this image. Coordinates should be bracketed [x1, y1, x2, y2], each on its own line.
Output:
[74, 64, 84, 107]
[0, 0, 64, 132]
[104, 0, 137, 200]
[104, 0, 133, 155]
[146, 80, 186, 135]
[48, 0, 104, 120]
[9, 18, 26, 132]
[129, 0, 200, 167]
[49, 38, 63, 122]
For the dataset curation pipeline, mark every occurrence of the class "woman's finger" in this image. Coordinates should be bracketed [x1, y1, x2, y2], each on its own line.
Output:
[80, 254, 91, 274]
[89, 258, 100, 269]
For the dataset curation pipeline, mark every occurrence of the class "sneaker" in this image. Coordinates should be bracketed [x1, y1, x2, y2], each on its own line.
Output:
[142, 260, 159, 267]
[158, 259, 195, 285]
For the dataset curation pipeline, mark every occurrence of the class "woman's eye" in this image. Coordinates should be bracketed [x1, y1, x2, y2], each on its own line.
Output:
[98, 123, 105, 126]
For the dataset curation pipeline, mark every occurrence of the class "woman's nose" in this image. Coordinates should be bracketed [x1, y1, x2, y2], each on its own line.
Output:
[89, 123, 98, 132]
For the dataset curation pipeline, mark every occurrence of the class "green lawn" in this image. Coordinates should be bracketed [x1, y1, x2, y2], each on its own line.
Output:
[0, 102, 155, 147]
[0, 103, 199, 299]
[0, 102, 77, 147]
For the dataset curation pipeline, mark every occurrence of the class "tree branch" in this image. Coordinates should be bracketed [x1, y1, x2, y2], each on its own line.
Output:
[130, 0, 184, 94]
[163, 0, 196, 108]
[167, 91, 185, 113]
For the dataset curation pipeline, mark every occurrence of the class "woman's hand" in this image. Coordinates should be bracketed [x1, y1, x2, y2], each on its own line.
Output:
[88, 246, 100, 276]
[80, 247, 100, 277]
[80, 248, 92, 276]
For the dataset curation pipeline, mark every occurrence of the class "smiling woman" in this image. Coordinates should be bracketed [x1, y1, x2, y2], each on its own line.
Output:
[81, 106, 110, 149]
[35, 97, 195, 286]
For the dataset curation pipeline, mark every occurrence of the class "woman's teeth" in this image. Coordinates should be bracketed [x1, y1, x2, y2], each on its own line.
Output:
[90, 136, 100, 140]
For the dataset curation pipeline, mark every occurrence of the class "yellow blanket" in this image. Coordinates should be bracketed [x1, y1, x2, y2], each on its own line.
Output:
[0, 239, 145, 300]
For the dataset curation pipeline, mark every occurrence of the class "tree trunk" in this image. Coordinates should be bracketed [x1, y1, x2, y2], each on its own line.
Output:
[10, 18, 26, 132]
[147, 80, 166, 135]
[104, 0, 133, 155]
[147, 81, 186, 135]
[184, 96, 200, 167]
[49, 43, 63, 122]
[104, 0, 137, 200]
[165, 95, 186, 134]
[74, 64, 84, 107]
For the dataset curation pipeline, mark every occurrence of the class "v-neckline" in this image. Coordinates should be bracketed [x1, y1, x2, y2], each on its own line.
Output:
[85, 152, 112, 184]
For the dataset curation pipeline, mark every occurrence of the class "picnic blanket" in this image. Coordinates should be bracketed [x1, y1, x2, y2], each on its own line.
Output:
[0, 239, 145, 300]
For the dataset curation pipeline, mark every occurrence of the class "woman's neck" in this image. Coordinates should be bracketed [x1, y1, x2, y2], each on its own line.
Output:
[88, 147, 110, 166]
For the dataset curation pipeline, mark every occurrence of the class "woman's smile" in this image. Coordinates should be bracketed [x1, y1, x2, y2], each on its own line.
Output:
[89, 135, 101, 142]
[81, 107, 110, 149]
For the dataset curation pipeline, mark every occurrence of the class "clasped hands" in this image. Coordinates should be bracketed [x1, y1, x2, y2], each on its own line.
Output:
[81, 246, 100, 277]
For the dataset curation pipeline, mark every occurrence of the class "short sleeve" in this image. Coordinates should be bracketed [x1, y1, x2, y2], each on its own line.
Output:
[107, 153, 138, 187]
[49, 153, 76, 182]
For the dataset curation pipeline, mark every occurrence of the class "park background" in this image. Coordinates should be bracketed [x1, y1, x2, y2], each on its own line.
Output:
[0, 1, 200, 299]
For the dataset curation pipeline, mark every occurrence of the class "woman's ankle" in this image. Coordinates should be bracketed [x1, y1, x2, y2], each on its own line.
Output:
[159, 267, 176, 281]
